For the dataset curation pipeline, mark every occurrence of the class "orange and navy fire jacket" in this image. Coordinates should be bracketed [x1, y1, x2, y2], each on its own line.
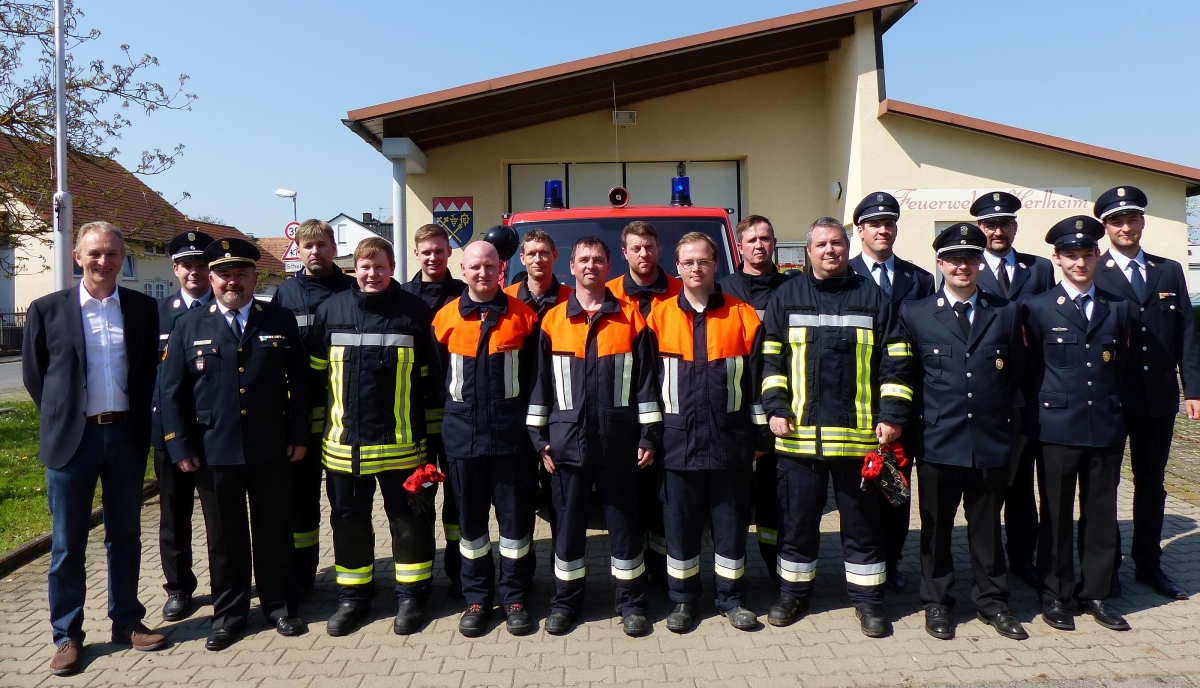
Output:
[504, 275, 572, 319]
[607, 269, 682, 318]
[646, 288, 767, 471]
[526, 289, 663, 466]
[432, 291, 539, 459]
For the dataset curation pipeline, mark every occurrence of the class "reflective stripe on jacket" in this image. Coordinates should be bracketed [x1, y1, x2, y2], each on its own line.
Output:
[527, 289, 663, 466]
[760, 271, 912, 460]
[646, 288, 766, 470]
[306, 281, 440, 475]
[433, 292, 539, 458]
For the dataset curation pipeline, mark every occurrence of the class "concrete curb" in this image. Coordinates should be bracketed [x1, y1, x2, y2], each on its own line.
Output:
[0, 480, 159, 579]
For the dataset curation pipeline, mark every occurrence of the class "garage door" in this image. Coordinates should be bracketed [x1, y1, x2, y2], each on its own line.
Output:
[509, 161, 742, 224]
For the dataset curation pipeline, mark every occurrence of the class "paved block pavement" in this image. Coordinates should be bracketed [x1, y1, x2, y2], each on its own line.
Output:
[3, 458, 1200, 688]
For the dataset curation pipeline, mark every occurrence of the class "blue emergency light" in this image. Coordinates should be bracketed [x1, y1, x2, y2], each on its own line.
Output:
[671, 176, 692, 206]
[544, 180, 565, 209]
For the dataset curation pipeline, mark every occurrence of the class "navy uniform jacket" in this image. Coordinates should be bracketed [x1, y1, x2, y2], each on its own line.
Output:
[160, 300, 310, 466]
[1094, 250, 1200, 417]
[718, 267, 792, 320]
[850, 254, 936, 305]
[976, 251, 1055, 301]
[151, 290, 210, 452]
[22, 286, 159, 469]
[897, 290, 1024, 469]
[1020, 284, 1130, 448]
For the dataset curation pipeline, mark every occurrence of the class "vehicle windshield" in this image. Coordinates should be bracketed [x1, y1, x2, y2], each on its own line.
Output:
[504, 216, 733, 287]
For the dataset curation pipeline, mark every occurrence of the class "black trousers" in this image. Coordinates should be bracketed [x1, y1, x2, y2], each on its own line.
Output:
[1003, 440, 1040, 569]
[1037, 443, 1121, 604]
[550, 463, 647, 617]
[195, 460, 297, 629]
[326, 468, 436, 605]
[917, 461, 1010, 615]
[153, 449, 197, 596]
[1118, 415, 1175, 574]
[639, 464, 667, 582]
[447, 454, 534, 607]
[880, 459, 913, 570]
[753, 452, 780, 576]
[662, 466, 752, 611]
[776, 458, 887, 608]
[291, 435, 324, 590]
[428, 436, 461, 586]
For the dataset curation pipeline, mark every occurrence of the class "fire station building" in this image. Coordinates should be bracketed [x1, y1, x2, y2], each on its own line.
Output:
[342, 0, 1200, 277]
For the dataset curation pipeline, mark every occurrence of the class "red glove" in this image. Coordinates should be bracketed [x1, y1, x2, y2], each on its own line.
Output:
[403, 463, 446, 494]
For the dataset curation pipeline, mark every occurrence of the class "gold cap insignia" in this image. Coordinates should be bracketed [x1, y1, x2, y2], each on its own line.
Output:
[1102, 350, 1113, 362]
[1057, 296, 1066, 305]
[995, 358, 1004, 370]
[993, 193, 1000, 201]
[1075, 220, 1084, 230]
[187, 232, 195, 241]
[221, 240, 229, 250]
[1117, 188, 1126, 197]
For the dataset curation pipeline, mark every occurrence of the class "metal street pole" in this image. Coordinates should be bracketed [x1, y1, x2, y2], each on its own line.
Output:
[291, 196, 297, 222]
[51, 0, 73, 292]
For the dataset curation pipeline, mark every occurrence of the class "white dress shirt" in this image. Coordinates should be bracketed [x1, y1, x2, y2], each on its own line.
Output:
[79, 283, 129, 415]
[864, 254, 895, 288]
[180, 289, 212, 310]
[216, 299, 254, 335]
[1108, 249, 1147, 286]
[982, 250, 1016, 283]
[944, 289, 979, 325]
[1059, 281, 1097, 320]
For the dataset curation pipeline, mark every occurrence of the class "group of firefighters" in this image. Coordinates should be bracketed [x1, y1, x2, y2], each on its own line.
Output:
[149, 184, 1197, 650]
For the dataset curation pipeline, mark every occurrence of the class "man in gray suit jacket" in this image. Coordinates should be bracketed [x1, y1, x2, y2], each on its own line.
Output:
[23, 222, 164, 676]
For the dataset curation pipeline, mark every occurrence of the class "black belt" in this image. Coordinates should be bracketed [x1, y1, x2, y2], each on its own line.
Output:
[86, 412, 127, 425]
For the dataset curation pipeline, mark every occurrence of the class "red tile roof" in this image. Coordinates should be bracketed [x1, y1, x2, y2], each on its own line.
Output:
[186, 220, 287, 275]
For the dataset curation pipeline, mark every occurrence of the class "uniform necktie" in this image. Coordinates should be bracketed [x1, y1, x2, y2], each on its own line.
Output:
[230, 312, 243, 340]
[189, 299, 201, 310]
[874, 262, 892, 296]
[952, 301, 971, 336]
[1129, 260, 1147, 302]
[996, 261, 1011, 297]
[1074, 294, 1091, 322]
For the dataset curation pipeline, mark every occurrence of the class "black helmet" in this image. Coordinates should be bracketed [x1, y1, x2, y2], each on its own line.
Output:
[481, 225, 520, 261]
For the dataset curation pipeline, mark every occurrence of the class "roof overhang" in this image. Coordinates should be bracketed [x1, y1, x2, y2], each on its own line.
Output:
[345, 0, 915, 151]
[879, 99, 1200, 197]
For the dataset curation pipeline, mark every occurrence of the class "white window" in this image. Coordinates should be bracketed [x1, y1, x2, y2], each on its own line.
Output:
[121, 255, 136, 280]
[142, 283, 154, 296]
[144, 281, 167, 298]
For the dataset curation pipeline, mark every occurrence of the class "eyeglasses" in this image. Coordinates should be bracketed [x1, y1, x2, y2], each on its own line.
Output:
[678, 259, 715, 271]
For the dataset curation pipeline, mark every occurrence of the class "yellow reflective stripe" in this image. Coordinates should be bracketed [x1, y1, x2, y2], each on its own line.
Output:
[294, 529, 319, 549]
[886, 342, 912, 357]
[880, 383, 913, 401]
[756, 527, 778, 545]
[846, 561, 887, 586]
[854, 328, 873, 429]
[762, 340, 782, 356]
[393, 346, 414, 445]
[321, 439, 426, 474]
[311, 421, 324, 433]
[774, 437, 817, 455]
[726, 356, 744, 412]
[326, 346, 347, 444]
[789, 327, 808, 424]
[714, 554, 744, 580]
[778, 558, 817, 583]
[819, 427, 876, 442]
[309, 355, 328, 370]
[395, 561, 433, 583]
[335, 564, 373, 585]
[762, 374, 788, 392]
[444, 524, 460, 541]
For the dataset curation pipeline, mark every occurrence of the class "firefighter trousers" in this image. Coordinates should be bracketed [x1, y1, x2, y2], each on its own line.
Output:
[291, 435, 324, 591]
[428, 435, 461, 587]
[447, 453, 534, 607]
[662, 465, 752, 611]
[326, 468, 436, 605]
[639, 464, 667, 584]
[776, 457, 887, 608]
[752, 452, 780, 578]
[550, 463, 647, 617]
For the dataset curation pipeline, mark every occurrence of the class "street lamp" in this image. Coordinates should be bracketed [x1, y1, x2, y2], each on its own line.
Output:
[275, 188, 297, 222]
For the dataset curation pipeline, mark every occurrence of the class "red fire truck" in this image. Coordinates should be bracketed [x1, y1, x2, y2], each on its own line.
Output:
[502, 177, 738, 285]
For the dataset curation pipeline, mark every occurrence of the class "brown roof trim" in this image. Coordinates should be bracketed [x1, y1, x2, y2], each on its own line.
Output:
[879, 98, 1200, 191]
[347, 0, 914, 122]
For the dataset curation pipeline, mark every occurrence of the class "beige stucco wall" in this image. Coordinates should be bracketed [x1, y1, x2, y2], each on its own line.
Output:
[396, 8, 1190, 280]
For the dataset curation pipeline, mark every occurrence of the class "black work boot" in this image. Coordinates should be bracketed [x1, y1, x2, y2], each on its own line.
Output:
[326, 602, 370, 637]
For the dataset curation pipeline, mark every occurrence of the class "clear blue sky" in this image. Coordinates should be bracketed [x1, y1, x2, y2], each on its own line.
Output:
[79, 0, 1199, 237]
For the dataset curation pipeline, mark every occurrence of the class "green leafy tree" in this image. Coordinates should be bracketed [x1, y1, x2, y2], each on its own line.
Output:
[0, 0, 195, 244]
